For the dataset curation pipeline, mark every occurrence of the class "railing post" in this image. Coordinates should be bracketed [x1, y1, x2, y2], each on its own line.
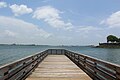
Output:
[61, 49, 63, 55]
[46, 50, 48, 55]
[70, 52, 72, 58]
[94, 61, 97, 77]
[78, 55, 80, 64]
[51, 49, 52, 54]
[84, 57, 86, 68]
[74, 53, 75, 61]
[116, 67, 120, 80]
[56, 50, 57, 55]
[62, 49, 64, 55]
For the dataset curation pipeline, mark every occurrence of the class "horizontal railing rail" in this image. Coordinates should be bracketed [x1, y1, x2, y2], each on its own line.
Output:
[65, 50, 120, 80]
[47, 49, 65, 55]
[0, 50, 48, 80]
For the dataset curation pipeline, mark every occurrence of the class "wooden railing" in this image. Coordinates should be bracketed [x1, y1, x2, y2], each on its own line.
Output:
[0, 50, 48, 80]
[65, 50, 120, 80]
[0, 49, 120, 80]
[47, 49, 65, 55]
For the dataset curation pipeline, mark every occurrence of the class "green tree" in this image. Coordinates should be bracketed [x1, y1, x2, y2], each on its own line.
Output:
[107, 35, 118, 43]
[117, 38, 120, 43]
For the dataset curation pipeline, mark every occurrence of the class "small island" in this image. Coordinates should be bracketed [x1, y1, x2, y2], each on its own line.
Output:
[97, 35, 120, 48]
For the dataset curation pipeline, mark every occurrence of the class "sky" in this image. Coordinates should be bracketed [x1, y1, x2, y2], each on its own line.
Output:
[0, 0, 120, 45]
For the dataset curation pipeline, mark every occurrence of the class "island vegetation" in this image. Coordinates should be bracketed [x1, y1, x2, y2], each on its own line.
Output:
[107, 35, 120, 43]
[97, 35, 120, 48]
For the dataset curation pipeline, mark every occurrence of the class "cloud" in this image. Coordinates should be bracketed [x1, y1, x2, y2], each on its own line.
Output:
[101, 11, 120, 28]
[76, 26, 102, 33]
[0, 2, 7, 8]
[4, 30, 17, 37]
[68, 10, 81, 16]
[76, 26, 103, 39]
[0, 16, 51, 43]
[10, 4, 33, 16]
[33, 6, 73, 30]
[42, 0, 51, 3]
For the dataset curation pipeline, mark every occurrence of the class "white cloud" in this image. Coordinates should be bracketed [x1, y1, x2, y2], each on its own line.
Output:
[101, 11, 120, 28]
[76, 26, 102, 33]
[0, 2, 7, 8]
[10, 4, 33, 16]
[42, 0, 51, 3]
[4, 30, 17, 37]
[0, 16, 51, 43]
[76, 26, 103, 39]
[33, 6, 73, 30]
[68, 10, 81, 16]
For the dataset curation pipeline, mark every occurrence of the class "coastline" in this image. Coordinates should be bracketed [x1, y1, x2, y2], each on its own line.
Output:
[96, 43, 120, 48]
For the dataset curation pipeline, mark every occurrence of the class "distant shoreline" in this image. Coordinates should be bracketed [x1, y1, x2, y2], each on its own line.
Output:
[96, 43, 120, 48]
[0, 44, 49, 46]
[0, 44, 93, 47]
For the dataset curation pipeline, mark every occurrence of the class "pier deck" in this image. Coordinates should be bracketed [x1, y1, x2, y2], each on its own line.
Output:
[1, 49, 120, 80]
[26, 55, 91, 80]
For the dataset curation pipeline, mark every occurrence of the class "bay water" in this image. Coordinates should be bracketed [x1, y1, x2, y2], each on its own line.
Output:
[0, 45, 120, 66]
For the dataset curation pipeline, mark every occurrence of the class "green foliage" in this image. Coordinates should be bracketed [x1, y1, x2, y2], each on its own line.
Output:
[118, 38, 120, 42]
[107, 35, 119, 43]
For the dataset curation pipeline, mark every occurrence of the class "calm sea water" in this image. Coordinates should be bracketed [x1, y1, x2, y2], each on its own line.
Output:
[0, 45, 120, 66]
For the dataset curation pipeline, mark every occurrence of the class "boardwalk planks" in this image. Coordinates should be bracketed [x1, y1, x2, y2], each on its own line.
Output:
[26, 55, 91, 80]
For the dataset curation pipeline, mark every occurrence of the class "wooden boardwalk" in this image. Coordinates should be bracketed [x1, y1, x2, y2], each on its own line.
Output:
[26, 55, 92, 80]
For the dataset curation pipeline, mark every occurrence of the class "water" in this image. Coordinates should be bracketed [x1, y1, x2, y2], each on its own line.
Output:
[0, 45, 120, 66]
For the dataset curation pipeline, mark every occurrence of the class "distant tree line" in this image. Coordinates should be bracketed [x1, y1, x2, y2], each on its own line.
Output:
[107, 35, 120, 43]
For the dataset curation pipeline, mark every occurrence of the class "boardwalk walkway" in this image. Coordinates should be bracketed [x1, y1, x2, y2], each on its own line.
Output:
[26, 55, 91, 80]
